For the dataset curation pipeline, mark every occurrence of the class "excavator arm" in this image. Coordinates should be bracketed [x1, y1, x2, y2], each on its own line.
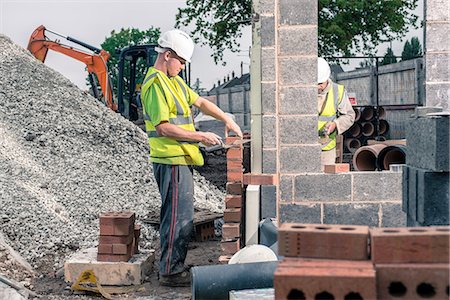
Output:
[27, 25, 117, 111]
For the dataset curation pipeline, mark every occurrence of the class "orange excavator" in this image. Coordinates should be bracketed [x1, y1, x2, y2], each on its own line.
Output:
[27, 25, 117, 111]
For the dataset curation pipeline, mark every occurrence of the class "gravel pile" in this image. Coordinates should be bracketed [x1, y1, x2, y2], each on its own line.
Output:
[0, 35, 224, 273]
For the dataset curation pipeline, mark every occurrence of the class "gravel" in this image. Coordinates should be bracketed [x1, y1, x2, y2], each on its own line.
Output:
[0, 35, 224, 273]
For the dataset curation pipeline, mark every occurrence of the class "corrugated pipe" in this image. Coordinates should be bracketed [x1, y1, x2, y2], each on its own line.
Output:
[353, 144, 387, 171]
[345, 138, 362, 153]
[361, 106, 375, 121]
[376, 145, 406, 171]
[362, 122, 375, 137]
[191, 261, 278, 300]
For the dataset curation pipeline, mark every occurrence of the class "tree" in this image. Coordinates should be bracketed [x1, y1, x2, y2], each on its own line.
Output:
[401, 36, 422, 61]
[176, 0, 418, 63]
[381, 47, 397, 65]
[96, 27, 160, 97]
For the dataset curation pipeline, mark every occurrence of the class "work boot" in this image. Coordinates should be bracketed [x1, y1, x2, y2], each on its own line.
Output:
[159, 270, 191, 287]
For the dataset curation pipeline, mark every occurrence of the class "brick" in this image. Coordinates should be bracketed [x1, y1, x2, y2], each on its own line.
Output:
[97, 244, 113, 254]
[112, 243, 133, 255]
[279, 27, 317, 56]
[224, 208, 242, 223]
[324, 163, 350, 174]
[225, 195, 242, 208]
[278, 223, 369, 260]
[99, 211, 135, 236]
[99, 223, 134, 236]
[279, 57, 316, 86]
[226, 136, 241, 144]
[279, 203, 321, 224]
[227, 168, 243, 182]
[294, 173, 351, 201]
[226, 148, 243, 161]
[243, 173, 277, 185]
[370, 226, 450, 263]
[376, 263, 450, 300]
[274, 260, 376, 300]
[226, 159, 242, 170]
[194, 220, 215, 242]
[323, 203, 379, 227]
[226, 182, 242, 195]
[221, 239, 240, 255]
[222, 223, 240, 240]
[99, 234, 133, 245]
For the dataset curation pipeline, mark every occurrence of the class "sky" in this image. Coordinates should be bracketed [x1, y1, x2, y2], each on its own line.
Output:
[0, 0, 251, 91]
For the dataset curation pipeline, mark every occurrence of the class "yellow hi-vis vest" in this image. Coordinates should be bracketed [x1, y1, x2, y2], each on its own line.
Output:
[140, 68, 204, 166]
[318, 83, 344, 151]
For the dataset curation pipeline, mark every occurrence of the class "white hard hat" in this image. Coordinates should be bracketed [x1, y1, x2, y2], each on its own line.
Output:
[228, 245, 278, 264]
[156, 29, 194, 63]
[318, 57, 331, 83]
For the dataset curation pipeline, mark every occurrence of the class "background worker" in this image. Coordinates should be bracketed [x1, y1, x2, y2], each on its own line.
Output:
[140, 29, 242, 287]
[317, 57, 355, 168]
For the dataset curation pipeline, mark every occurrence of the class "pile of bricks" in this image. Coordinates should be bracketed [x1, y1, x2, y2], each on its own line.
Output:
[97, 211, 141, 262]
[275, 223, 449, 299]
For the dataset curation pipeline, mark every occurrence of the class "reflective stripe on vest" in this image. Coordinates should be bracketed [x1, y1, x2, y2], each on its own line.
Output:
[318, 83, 344, 151]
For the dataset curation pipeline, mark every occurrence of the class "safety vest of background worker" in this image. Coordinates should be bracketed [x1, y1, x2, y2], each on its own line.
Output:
[317, 57, 355, 166]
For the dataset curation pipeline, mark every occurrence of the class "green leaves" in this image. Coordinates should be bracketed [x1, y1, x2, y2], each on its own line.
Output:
[401, 36, 422, 61]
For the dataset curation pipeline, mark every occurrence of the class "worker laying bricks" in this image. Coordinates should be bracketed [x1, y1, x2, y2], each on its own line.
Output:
[317, 57, 355, 169]
[140, 29, 242, 287]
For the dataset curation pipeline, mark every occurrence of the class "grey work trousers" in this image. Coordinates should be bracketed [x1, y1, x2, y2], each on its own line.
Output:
[153, 163, 194, 276]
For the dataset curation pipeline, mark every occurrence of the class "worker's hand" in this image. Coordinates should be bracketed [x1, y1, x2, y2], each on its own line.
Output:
[225, 119, 243, 138]
[199, 132, 222, 146]
[325, 121, 337, 135]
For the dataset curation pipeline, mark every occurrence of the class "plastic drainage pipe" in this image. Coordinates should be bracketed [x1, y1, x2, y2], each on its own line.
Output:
[191, 261, 278, 300]
[376, 145, 406, 171]
[353, 144, 387, 171]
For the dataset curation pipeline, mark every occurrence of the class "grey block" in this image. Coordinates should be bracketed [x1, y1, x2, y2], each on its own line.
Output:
[262, 82, 276, 114]
[407, 165, 418, 221]
[323, 203, 379, 226]
[413, 106, 443, 117]
[262, 149, 277, 174]
[259, 0, 275, 15]
[279, 27, 317, 56]
[280, 175, 293, 202]
[426, 53, 450, 83]
[279, 203, 321, 223]
[402, 164, 409, 213]
[381, 203, 406, 227]
[261, 16, 275, 47]
[406, 115, 449, 171]
[280, 116, 317, 145]
[262, 116, 276, 148]
[406, 215, 422, 227]
[279, 0, 318, 25]
[261, 48, 276, 82]
[426, 22, 450, 52]
[279, 57, 316, 86]
[280, 145, 322, 173]
[279, 86, 316, 115]
[426, 0, 450, 21]
[424, 83, 450, 111]
[416, 167, 450, 225]
[352, 172, 402, 201]
[294, 173, 351, 201]
[261, 185, 277, 219]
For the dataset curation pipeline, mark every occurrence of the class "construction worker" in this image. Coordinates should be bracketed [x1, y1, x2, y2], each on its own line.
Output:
[140, 29, 242, 287]
[318, 57, 355, 168]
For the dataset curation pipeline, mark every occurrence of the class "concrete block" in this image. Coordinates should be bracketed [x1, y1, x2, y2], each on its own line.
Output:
[294, 174, 351, 201]
[352, 172, 402, 201]
[402, 164, 409, 213]
[406, 115, 449, 171]
[280, 115, 317, 144]
[261, 48, 276, 82]
[323, 203, 379, 227]
[381, 203, 406, 227]
[259, 0, 274, 15]
[426, 0, 450, 21]
[261, 16, 275, 47]
[262, 115, 276, 148]
[376, 263, 450, 300]
[261, 82, 276, 114]
[280, 175, 293, 202]
[279, 86, 316, 115]
[426, 22, 450, 52]
[279, 27, 317, 56]
[426, 53, 450, 83]
[406, 165, 418, 221]
[279, 57, 316, 86]
[278, 223, 369, 260]
[406, 215, 421, 227]
[280, 145, 322, 173]
[370, 226, 450, 263]
[279, 0, 318, 25]
[423, 83, 450, 110]
[262, 149, 276, 174]
[279, 203, 321, 224]
[64, 248, 154, 285]
[261, 185, 277, 219]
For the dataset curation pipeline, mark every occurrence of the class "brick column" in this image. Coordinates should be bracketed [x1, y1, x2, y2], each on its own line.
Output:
[424, 0, 450, 111]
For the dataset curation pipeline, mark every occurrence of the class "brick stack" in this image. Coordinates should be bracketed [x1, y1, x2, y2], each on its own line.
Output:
[371, 226, 449, 299]
[97, 211, 140, 262]
[275, 223, 375, 299]
[403, 110, 449, 226]
[220, 136, 244, 262]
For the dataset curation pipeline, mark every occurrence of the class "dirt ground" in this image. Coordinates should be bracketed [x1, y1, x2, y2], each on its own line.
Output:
[29, 152, 227, 299]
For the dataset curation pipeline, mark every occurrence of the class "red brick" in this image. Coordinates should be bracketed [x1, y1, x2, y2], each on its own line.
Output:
[227, 148, 243, 161]
[227, 159, 242, 169]
[226, 136, 241, 144]
[99, 234, 133, 245]
[274, 259, 376, 300]
[97, 253, 131, 262]
[112, 243, 133, 255]
[227, 168, 243, 182]
[221, 238, 240, 255]
[97, 244, 113, 254]
[324, 163, 350, 173]
[376, 263, 450, 300]
[243, 173, 278, 185]
[222, 223, 240, 239]
[99, 222, 134, 236]
[225, 195, 242, 208]
[99, 211, 135, 236]
[224, 208, 241, 223]
[226, 183, 242, 195]
[194, 220, 215, 242]
[278, 223, 369, 260]
[370, 226, 450, 264]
